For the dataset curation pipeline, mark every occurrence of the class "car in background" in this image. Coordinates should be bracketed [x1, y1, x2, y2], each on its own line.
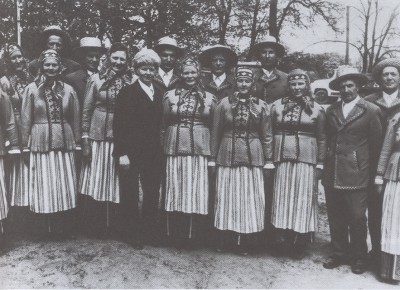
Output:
[310, 70, 340, 106]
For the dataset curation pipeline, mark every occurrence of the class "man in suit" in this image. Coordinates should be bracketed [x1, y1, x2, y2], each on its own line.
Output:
[322, 66, 383, 275]
[65, 37, 106, 107]
[113, 48, 163, 248]
[153, 36, 184, 94]
[364, 58, 400, 269]
[248, 35, 288, 104]
[29, 25, 81, 78]
[198, 44, 238, 101]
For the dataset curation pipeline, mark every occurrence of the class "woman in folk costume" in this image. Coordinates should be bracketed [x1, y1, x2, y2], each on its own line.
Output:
[0, 43, 33, 234]
[80, 43, 134, 236]
[270, 69, 327, 259]
[211, 67, 274, 255]
[0, 90, 19, 254]
[162, 56, 217, 248]
[21, 49, 80, 238]
[375, 112, 400, 282]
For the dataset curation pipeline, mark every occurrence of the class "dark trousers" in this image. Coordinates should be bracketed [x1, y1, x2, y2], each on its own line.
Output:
[325, 187, 368, 260]
[119, 153, 162, 239]
[367, 186, 383, 255]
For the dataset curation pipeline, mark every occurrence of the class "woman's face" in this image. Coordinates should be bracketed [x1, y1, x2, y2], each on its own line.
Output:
[42, 58, 60, 78]
[237, 78, 253, 95]
[136, 64, 156, 86]
[10, 51, 25, 71]
[289, 79, 307, 98]
[110, 50, 127, 73]
[181, 65, 199, 87]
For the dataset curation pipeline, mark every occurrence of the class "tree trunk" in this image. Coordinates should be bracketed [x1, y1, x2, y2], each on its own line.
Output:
[269, 0, 278, 39]
[247, 0, 260, 60]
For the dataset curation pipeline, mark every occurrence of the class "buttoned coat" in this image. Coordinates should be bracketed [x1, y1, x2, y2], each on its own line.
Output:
[0, 92, 18, 155]
[322, 98, 383, 190]
[162, 86, 216, 157]
[270, 96, 327, 165]
[211, 94, 273, 167]
[200, 73, 235, 101]
[81, 72, 133, 141]
[254, 68, 288, 104]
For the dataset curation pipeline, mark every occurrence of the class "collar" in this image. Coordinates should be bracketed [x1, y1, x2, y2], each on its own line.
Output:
[262, 69, 274, 77]
[382, 89, 398, 100]
[87, 70, 95, 76]
[159, 68, 173, 78]
[138, 79, 154, 99]
[342, 95, 361, 108]
[229, 92, 260, 117]
[213, 73, 226, 82]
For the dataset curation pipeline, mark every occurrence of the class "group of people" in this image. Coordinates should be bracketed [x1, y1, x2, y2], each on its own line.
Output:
[0, 25, 399, 283]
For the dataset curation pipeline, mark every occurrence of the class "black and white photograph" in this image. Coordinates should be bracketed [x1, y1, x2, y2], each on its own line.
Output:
[0, 0, 400, 288]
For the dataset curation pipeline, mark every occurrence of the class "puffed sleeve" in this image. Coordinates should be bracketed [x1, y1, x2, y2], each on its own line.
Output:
[20, 83, 34, 150]
[0, 92, 18, 151]
[81, 74, 98, 137]
[66, 86, 81, 147]
[316, 106, 327, 166]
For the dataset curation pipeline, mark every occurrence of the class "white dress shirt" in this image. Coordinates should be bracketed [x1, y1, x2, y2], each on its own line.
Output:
[87, 70, 95, 76]
[382, 90, 398, 106]
[159, 68, 173, 87]
[138, 79, 154, 101]
[213, 73, 226, 87]
[342, 95, 361, 119]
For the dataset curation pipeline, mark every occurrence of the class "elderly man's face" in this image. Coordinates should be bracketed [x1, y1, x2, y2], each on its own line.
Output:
[381, 66, 400, 93]
[85, 50, 102, 72]
[258, 46, 278, 70]
[339, 79, 359, 103]
[47, 35, 63, 52]
[211, 53, 227, 76]
[159, 48, 177, 72]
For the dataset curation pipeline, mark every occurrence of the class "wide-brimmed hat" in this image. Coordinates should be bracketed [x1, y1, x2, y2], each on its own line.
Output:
[248, 35, 285, 59]
[372, 58, 400, 84]
[74, 37, 106, 54]
[198, 45, 238, 70]
[154, 36, 184, 58]
[329, 65, 368, 90]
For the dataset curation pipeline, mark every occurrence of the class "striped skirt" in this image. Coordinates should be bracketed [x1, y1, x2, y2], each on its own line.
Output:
[165, 155, 208, 214]
[80, 140, 119, 203]
[381, 181, 400, 255]
[8, 155, 29, 206]
[214, 166, 265, 234]
[0, 159, 9, 221]
[271, 162, 318, 233]
[381, 252, 400, 281]
[29, 151, 77, 214]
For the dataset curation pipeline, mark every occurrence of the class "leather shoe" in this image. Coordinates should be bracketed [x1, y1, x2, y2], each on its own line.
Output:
[351, 259, 367, 274]
[323, 255, 346, 269]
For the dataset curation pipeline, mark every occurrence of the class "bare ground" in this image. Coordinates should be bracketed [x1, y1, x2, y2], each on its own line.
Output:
[1, 184, 399, 289]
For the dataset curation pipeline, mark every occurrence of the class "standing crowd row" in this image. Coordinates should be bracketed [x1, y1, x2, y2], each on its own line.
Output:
[0, 25, 400, 283]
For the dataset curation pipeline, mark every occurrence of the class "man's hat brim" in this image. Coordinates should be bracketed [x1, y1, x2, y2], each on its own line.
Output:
[198, 46, 238, 69]
[154, 44, 184, 58]
[249, 41, 285, 59]
[329, 73, 369, 90]
[74, 46, 107, 55]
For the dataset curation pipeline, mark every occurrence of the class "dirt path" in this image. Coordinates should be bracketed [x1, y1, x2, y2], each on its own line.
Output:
[0, 189, 399, 288]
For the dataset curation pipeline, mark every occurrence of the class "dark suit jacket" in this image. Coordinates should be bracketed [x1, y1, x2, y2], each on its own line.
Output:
[29, 57, 81, 79]
[200, 72, 235, 101]
[322, 98, 383, 190]
[64, 69, 91, 107]
[254, 68, 288, 104]
[113, 81, 163, 160]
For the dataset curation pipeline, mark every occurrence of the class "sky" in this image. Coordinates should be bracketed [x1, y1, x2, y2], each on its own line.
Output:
[280, 0, 400, 63]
